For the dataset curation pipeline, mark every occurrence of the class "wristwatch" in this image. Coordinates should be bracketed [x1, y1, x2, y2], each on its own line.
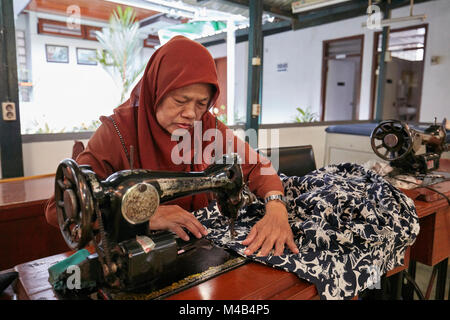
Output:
[264, 194, 288, 207]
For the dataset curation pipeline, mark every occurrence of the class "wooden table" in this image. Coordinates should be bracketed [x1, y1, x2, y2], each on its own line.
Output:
[6, 166, 439, 301]
[0, 175, 69, 270]
[401, 159, 450, 300]
[11, 253, 320, 300]
[0, 173, 324, 300]
[6, 232, 409, 301]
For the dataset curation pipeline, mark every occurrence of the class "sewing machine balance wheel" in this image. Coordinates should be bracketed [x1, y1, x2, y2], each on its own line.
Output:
[54, 158, 94, 250]
[370, 120, 414, 161]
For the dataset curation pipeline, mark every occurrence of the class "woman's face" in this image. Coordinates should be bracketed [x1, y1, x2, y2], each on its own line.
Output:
[156, 83, 213, 135]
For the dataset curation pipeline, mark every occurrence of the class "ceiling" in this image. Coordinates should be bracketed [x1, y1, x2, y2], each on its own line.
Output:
[21, 0, 437, 38]
[21, 0, 370, 24]
[25, 0, 160, 22]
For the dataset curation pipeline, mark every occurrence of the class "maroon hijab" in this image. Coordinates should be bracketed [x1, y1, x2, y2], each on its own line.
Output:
[112, 36, 222, 209]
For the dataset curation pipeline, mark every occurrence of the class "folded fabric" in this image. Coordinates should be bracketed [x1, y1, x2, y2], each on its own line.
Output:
[193, 162, 420, 300]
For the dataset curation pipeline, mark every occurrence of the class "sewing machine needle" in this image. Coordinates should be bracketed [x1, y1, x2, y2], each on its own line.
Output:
[230, 219, 236, 240]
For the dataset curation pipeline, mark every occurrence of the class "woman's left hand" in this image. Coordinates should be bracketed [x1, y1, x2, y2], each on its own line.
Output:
[241, 201, 299, 257]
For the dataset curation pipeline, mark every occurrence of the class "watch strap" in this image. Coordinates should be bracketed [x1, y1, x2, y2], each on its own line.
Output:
[264, 194, 287, 207]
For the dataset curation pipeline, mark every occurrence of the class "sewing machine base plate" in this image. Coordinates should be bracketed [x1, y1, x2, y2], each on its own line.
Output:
[54, 238, 247, 300]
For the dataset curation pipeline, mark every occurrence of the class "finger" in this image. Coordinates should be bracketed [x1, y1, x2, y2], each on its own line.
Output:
[257, 237, 277, 257]
[273, 239, 285, 256]
[172, 225, 190, 241]
[286, 235, 299, 254]
[244, 233, 265, 256]
[181, 212, 208, 235]
[187, 215, 209, 237]
[242, 226, 257, 246]
[183, 220, 206, 239]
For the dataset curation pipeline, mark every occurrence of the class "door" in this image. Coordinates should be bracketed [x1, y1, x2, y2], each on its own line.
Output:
[321, 35, 364, 121]
[324, 59, 356, 121]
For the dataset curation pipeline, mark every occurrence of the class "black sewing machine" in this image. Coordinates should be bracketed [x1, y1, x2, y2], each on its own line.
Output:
[52, 153, 255, 298]
[370, 119, 449, 175]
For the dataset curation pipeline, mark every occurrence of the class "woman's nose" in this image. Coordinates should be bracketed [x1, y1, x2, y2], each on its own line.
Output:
[181, 102, 196, 119]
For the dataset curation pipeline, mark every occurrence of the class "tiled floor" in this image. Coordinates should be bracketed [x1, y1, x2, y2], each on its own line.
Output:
[413, 261, 449, 300]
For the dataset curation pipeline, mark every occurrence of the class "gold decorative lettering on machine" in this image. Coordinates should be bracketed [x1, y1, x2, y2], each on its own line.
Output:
[52, 153, 256, 295]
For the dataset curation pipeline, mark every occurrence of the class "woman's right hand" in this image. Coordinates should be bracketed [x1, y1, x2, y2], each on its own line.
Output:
[148, 205, 208, 241]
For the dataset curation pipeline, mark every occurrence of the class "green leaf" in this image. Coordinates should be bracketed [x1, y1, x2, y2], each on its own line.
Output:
[93, 6, 145, 104]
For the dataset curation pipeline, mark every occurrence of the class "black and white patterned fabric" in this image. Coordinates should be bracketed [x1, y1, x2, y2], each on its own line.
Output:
[192, 162, 420, 300]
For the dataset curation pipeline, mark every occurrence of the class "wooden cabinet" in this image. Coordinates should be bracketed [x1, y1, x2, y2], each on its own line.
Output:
[0, 175, 69, 270]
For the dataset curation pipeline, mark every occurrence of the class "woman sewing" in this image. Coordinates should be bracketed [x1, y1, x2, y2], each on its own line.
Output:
[45, 36, 299, 257]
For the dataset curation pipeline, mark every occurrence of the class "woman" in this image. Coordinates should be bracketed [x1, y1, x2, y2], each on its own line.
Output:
[45, 36, 298, 257]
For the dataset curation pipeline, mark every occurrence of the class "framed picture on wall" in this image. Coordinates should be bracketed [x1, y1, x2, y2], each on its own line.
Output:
[76, 48, 97, 65]
[45, 44, 69, 63]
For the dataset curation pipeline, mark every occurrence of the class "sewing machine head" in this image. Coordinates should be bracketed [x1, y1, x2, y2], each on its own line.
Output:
[53, 153, 254, 293]
[370, 118, 449, 175]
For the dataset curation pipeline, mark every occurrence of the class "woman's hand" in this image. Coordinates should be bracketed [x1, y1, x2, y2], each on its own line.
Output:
[149, 205, 208, 241]
[242, 201, 299, 257]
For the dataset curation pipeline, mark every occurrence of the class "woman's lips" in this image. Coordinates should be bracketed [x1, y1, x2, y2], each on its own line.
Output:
[176, 123, 193, 129]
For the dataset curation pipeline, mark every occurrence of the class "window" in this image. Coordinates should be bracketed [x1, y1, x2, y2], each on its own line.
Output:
[143, 35, 160, 48]
[16, 30, 32, 102]
[370, 25, 427, 122]
[38, 19, 84, 38]
[37, 19, 102, 41]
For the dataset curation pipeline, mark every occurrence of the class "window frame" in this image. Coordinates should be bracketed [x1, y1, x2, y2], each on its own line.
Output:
[369, 23, 429, 120]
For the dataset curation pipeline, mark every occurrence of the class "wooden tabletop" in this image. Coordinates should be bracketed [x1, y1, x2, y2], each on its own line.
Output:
[4, 160, 450, 300]
[0, 174, 54, 210]
[12, 251, 319, 300]
[401, 159, 450, 266]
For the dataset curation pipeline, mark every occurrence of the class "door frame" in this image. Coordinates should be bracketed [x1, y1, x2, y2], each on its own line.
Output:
[369, 23, 428, 121]
[320, 34, 364, 121]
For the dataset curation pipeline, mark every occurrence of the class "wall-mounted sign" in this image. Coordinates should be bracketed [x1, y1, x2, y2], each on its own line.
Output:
[277, 63, 288, 72]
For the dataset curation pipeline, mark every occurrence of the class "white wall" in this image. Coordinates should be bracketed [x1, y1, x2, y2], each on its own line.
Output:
[20, 126, 327, 177]
[207, 0, 450, 124]
[18, 12, 117, 133]
[7, 0, 450, 178]
[417, 0, 450, 122]
[22, 139, 90, 177]
[17, 12, 156, 134]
